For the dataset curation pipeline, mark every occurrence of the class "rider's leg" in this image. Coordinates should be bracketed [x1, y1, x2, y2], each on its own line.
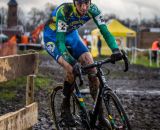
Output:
[44, 28, 76, 125]
[79, 52, 110, 128]
[78, 52, 99, 99]
[58, 56, 75, 97]
[58, 57, 76, 125]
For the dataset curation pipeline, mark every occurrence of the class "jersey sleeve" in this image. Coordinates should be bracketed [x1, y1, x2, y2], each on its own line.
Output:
[89, 4, 118, 51]
[55, 6, 75, 65]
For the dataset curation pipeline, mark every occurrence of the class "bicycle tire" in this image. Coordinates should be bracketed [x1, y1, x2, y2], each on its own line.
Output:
[50, 85, 90, 130]
[72, 93, 91, 130]
[103, 89, 132, 130]
[50, 85, 63, 130]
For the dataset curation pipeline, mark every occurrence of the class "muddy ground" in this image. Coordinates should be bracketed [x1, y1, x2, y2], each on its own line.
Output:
[0, 54, 160, 130]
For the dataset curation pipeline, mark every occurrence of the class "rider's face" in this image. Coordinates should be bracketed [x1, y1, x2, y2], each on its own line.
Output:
[75, 1, 90, 16]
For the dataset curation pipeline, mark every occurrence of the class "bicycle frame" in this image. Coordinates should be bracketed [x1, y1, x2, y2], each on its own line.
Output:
[90, 66, 112, 128]
[73, 65, 111, 129]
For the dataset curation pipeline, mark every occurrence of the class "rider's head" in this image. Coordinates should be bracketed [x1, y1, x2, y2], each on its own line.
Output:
[73, 0, 91, 16]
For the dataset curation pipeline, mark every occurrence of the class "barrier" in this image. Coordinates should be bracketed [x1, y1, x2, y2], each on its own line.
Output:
[0, 53, 39, 130]
[125, 47, 160, 67]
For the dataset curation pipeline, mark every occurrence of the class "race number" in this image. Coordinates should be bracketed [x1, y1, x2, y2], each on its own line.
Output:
[57, 20, 67, 32]
[95, 14, 106, 25]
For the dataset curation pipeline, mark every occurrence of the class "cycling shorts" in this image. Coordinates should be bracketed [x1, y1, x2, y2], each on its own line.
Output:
[43, 26, 89, 62]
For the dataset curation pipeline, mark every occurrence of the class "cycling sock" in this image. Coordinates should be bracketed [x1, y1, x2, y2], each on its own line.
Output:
[98, 100, 104, 119]
[63, 81, 75, 97]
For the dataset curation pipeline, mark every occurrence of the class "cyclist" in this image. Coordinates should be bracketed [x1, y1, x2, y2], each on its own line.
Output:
[43, 0, 122, 127]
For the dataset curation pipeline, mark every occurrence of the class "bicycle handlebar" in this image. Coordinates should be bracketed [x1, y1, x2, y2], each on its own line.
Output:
[76, 50, 129, 86]
[82, 50, 129, 72]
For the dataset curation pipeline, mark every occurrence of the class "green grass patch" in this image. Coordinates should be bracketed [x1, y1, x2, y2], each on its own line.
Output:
[0, 74, 53, 100]
[133, 55, 158, 68]
[0, 77, 26, 89]
[0, 75, 52, 90]
[35, 74, 52, 89]
[0, 77, 26, 100]
[0, 91, 16, 100]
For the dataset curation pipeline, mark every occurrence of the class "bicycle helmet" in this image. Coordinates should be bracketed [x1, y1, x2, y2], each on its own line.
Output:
[73, 0, 91, 5]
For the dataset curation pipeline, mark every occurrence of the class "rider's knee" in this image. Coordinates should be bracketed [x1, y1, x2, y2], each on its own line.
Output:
[88, 70, 97, 80]
[66, 72, 74, 83]
[79, 52, 93, 65]
[88, 73, 99, 90]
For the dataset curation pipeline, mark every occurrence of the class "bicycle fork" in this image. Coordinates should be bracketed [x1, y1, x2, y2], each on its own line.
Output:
[103, 87, 118, 129]
[74, 83, 91, 129]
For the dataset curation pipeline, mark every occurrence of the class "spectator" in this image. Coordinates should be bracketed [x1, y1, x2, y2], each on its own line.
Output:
[151, 38, 160, 62]
[83, 36, 91, 51]
[97, 35, 102, 57]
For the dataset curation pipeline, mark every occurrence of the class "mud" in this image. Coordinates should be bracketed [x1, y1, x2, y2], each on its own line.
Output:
[0, 54, 160, 130]
[37, 55, 160, 130]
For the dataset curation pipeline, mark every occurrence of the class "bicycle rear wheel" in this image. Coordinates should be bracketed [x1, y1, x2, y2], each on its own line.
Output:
[50, 85, 90, 130]
[103, 89, 132, 130]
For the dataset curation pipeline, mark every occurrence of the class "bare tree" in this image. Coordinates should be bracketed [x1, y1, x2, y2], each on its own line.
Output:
[153, 15, 160, 27]
[17, 7, 26, 25]
[44, 2, 57, 19]
[0, 7, 7, 26]
[26, 3, 56, 31]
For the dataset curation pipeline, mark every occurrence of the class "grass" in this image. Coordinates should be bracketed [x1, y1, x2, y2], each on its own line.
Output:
[0, 77, 26, 100]
[0, 74, 53, 100]
[35, 74, 53, 89]
[129, 54, 159, 68]
[0, 77, 26, 89]
[0, 91, 16, 100]
[0, 74, 52, 90]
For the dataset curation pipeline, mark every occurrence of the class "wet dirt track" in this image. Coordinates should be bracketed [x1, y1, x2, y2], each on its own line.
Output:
[35, 55, 160, 130]
[0, 55, 160, 130]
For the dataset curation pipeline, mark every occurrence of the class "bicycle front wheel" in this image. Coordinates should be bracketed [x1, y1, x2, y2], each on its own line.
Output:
[103, 89, 132, 130]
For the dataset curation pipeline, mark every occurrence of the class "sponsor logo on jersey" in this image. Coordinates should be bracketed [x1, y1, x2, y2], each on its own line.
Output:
[46, 42, 55, 53]
[95, 14, 106, 25]
[58, 20, 68, 32]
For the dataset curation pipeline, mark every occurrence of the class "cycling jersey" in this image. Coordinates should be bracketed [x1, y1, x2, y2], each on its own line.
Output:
[44, 3, 118, 64]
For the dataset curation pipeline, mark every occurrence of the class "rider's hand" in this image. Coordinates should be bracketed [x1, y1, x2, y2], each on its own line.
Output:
[111, 48, 122, 63]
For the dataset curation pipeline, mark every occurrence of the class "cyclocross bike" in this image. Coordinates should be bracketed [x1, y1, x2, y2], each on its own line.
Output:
[50, 50, 132, 130]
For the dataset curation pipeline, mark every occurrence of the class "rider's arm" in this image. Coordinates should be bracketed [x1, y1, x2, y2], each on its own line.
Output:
[55, 7, 75, 65]
[89, 4, 118, 51]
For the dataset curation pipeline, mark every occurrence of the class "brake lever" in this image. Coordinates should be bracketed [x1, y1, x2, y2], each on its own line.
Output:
[121, 50, 129, 72]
